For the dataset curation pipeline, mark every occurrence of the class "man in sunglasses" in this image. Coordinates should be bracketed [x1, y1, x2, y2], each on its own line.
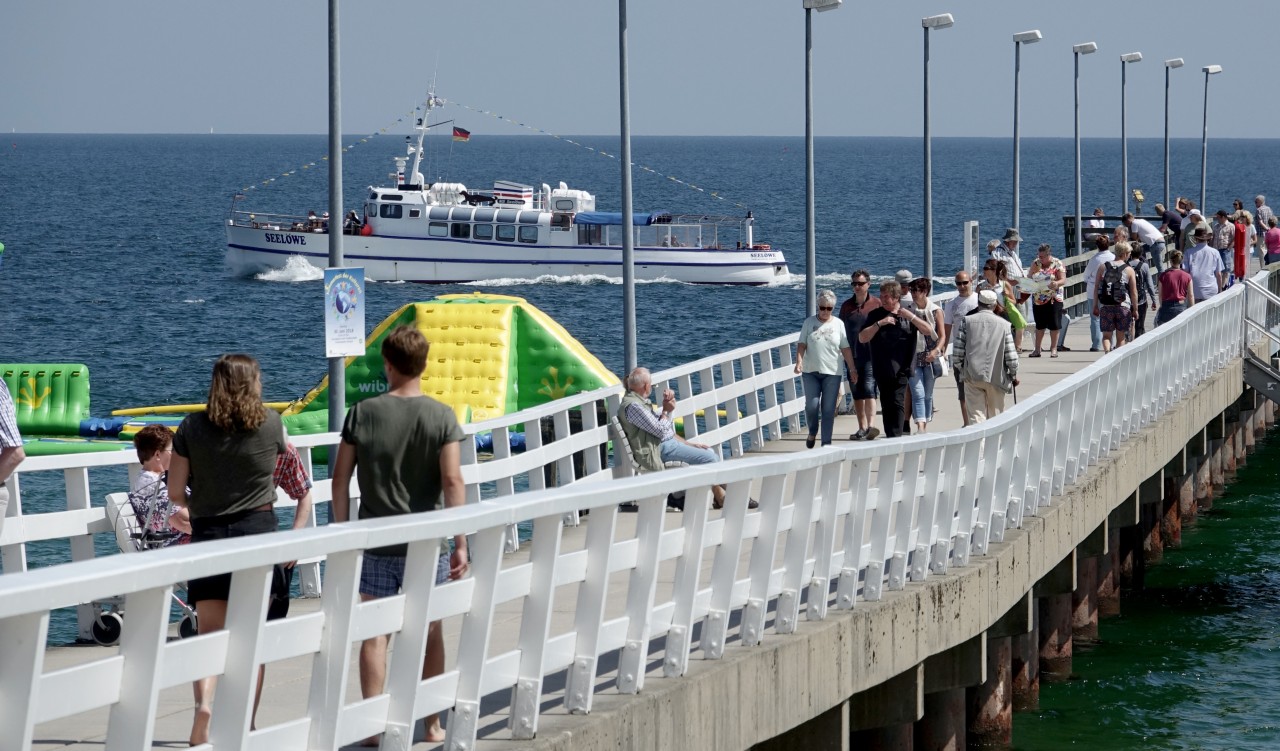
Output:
[943, 271, 979, 425]
[838, 269, 882, 441]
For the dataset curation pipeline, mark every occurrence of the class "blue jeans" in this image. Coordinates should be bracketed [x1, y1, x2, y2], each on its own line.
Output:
[1090, 311, 1102, 349]
[660, 438, 721, 466]
[1146, 241, 1165, 273]
[1219, 249, 1233, 273]
[909, 363, 936, 425]
[801, 371, 842, 446]
[1058, 310, 1072, 348]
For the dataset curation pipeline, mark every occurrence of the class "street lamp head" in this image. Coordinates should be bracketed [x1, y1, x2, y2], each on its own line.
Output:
[1165, 58, 1184, 69]
[922, 13, 954, 29]
[1013, 30, 1042, 44]
[1120, 52, 1142, 63]
[1073, 42, 1098, 55]
[802, 0, 842, 11]
[1203, 65, 1223, 75]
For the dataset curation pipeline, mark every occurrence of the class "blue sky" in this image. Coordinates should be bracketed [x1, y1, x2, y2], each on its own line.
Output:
[1, 1, 1266, 138]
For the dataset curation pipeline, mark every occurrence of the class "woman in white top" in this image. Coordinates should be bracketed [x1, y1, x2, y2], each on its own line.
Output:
[905, 278, 945, 433]
[795, 289, 857, 448]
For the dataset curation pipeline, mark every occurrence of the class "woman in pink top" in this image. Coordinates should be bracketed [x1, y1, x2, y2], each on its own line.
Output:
[1266, 216, 1280, 264]
[1156, 249, 1194, 325]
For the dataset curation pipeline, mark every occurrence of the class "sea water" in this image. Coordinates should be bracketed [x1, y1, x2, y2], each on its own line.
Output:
[2, 135, 1280, 746]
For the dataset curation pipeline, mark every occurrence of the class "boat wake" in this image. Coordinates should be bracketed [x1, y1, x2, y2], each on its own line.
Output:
[463, 274, 686, 287]
[255, 256, 325, 283]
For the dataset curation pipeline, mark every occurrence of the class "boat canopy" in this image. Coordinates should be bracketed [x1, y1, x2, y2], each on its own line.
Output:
[574, 211, 670, 226]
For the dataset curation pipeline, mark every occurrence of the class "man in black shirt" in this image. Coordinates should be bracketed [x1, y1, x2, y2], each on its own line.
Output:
[858, 281, 937, 438]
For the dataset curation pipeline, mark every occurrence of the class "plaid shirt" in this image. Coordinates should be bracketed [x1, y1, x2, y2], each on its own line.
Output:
[623, 400, 675, 442]
[274, 443, 312, 501]
[0, 380, 21, 448]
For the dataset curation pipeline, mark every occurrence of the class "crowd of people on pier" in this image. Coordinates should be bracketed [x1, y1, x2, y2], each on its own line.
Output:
[794, 193, 1274, 442]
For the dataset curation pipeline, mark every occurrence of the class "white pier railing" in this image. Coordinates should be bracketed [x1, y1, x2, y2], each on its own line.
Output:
[0, 270, 1265, 750]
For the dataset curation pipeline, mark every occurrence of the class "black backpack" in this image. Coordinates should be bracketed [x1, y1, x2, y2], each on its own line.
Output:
[1099, 263, 1127, 306]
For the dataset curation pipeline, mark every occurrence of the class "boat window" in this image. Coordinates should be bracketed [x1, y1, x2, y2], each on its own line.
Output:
[496, 224, 517, 242]
[408, 209, 421, 218]
[429, 207, 452, 220]
[382, 194, 404, 202]
[451, 223, 470, 239]
[473, 224, 493, 240]
[428, 222, 449, 237]
[379, 204, 403, 219]
[554, 198, 575, 211]
[518, 211, 540, 225]
[496, 209, 519, 223]
[473, 208, 496, 222]
[450, 207, 474, 222]
[519, 226, 539, 243]
[369, 192, 378, 201]
[578, 225, 602, 245]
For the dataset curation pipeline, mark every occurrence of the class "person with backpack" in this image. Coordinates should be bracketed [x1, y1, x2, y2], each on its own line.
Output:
[1093, 241, 1138, 352]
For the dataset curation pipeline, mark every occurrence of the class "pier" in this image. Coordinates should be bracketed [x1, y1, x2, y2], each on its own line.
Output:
[4, 265, 1280, 751]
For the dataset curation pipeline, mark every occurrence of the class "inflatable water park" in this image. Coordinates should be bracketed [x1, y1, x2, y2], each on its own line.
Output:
[7, 293, 618, 457]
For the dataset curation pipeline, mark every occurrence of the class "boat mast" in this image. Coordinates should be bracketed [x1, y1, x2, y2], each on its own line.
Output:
[407, 94, 436, 186]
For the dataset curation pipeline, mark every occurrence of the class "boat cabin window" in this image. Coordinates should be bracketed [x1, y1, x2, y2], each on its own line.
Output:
[369, 192, 378, 201]
[379, 204, 403, 219]
[518, 211, 540, 225]
[552, 213, 572, 230]
[473, 208, 496, 222]
[451, 223, 470, 239]
[519, 226, 539, 243]
[382, 194, 404, 202]
[496, 224, 517, 242]
[450, 207, 474, 221]
[429, 207, 452, 221]
[578, 225, 603, 245]
[496, 209, 519, 223]
[473, 224, 494, 240]
[554, 198, 575, 211]
[429, 222, 449, 237]
[408, 209, 421, 218]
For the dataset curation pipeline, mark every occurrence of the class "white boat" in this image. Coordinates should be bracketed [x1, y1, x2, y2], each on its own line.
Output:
[226, 95, 789, 285]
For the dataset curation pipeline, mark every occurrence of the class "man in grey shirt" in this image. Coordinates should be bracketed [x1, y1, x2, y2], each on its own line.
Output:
[952, 290, 1020, 424]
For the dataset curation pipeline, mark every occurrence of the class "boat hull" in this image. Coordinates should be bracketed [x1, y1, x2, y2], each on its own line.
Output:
[225, 225, 788, 285]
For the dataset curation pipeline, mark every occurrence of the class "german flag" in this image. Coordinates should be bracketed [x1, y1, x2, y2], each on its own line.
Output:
[452, 127, 471, 142]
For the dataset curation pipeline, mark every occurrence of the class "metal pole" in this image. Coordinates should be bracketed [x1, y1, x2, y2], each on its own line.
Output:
[1200, 70, 1210, 210]
[1121, 60, 1128, 214]
[619, 0, 637, 374]
[327, 0, 345, 445]
[923, 26, 933, 281]
[1164, 65, 1171, 210]
[804, 8, 816, 316]
[1012, 40, 1021, 231]
[1074, 51, 1082, 260]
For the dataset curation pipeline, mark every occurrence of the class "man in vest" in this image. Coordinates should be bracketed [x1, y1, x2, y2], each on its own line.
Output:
[618, 367, 726, 508]
[952, 290, 1020, 424]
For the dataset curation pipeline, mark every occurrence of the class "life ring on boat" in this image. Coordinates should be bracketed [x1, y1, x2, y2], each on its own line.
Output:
[751, 243, 771, 250]
[360, 223, 373, 237]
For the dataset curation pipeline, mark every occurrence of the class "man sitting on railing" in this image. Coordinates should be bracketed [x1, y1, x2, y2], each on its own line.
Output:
[0, 378, 24, 535]
[618, 367, 729, 509]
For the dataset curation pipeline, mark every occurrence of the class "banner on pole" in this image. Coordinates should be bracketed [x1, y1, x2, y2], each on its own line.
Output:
[324, 267, 366, 358]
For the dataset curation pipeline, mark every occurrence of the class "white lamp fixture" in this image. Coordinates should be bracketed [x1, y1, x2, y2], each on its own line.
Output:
[1073, 42, 1098, 55]
[1203, 64, 1223, 74]
[802, 0, 842, 11]
[1013, 29, 1042, 44]
[1165, 58, 1184, 69]
[1120, 51, 1142, 63]
[922, 13, 954, 29]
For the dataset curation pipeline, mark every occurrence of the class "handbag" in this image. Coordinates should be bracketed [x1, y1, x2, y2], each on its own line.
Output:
[1004, 294, 1028, 330]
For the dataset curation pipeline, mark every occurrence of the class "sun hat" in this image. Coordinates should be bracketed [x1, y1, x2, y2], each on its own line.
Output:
[977, 289, 999, 305]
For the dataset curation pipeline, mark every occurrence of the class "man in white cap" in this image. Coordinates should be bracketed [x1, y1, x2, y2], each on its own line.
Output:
[951, 289, 1019, 424]
[1181, 208, 1209, 252]
[1255, 196, 1274, 257]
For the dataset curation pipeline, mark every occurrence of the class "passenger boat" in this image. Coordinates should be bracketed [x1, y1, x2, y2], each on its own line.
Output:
[225, 95, 788, 285]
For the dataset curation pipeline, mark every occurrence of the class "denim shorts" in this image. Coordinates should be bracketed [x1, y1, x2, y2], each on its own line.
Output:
[850, 355, 878, 400]
[360, 551, 451, 598]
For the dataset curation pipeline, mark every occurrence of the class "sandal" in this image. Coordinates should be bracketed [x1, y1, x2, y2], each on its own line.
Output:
[1028, 351, 1041, 358]
[1050, 351, 1059, 358]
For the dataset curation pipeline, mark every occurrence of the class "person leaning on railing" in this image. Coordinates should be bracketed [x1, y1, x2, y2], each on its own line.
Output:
[0, 377, 24, 536]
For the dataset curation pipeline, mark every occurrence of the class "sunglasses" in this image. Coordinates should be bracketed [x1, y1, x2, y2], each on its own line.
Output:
[818, 306, 834, 311]
[852, 280, 868, 287]
[956, 280, 971, 286]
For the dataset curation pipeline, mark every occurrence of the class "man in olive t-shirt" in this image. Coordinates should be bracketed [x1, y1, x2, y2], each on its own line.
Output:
[331, 326, 466, 745]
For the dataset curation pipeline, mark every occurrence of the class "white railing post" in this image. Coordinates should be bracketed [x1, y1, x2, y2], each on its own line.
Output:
[305, 549, 362, 750]
[64, 467, 97, 640]
[209, 566, 274, 746]
[564, 503, 619, 707]
[807, 460, 843, 619]
[837, 460, 871, 606]
[703, 479, 754, 656]
[743, 474, 789, 640]
[511, 514, 565, 736]
[663, 486, 711, 675]
[445, 526, 506, 751]
[777, 467, 819, 624]
[0, 611, 47, 751]
[105, 585, 172, 750]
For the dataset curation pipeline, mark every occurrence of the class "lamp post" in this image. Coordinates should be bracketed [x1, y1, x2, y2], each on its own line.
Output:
[922, 12, 954, 282]
[1201, 64, 1223, 210]
[801, 0, 842, 315]
[1163, 58, 1183, 210]
[1012, 30, 1042, 231]
[618, 0, 637, 373]
[1120, 52, 1142, 214]
[1073, 42, 1098, 261]
[327, 0, 345, 442]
